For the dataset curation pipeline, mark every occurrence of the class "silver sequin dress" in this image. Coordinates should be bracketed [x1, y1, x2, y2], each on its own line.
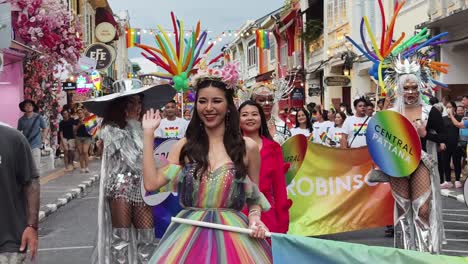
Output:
[102, 119, 144, 205]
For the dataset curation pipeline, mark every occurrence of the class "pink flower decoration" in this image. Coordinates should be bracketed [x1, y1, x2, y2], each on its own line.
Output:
[221, 62, 240, 89]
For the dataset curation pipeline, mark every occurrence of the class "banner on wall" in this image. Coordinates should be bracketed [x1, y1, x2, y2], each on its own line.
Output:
[287, 143, 394, 236]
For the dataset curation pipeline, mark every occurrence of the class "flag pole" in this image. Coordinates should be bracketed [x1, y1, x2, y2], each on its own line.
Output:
[171, 217, 272, 237]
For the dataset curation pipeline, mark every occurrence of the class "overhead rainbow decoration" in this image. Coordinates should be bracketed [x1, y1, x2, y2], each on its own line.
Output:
[345, 0, 449, 97]
[366, 111, 422, 177]
[256, 29, 270, 49]
[126, 28, 141, 48]
[136, 12, 222, 93]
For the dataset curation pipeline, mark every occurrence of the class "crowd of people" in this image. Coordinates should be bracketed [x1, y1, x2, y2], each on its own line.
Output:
[57, 105, 99, 173]
[88, 67, 468, 262]
[2, 74, 467, 263]
[1, 62, 467, 264]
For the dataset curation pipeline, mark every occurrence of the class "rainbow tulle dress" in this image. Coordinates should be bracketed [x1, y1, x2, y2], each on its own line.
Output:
[149, 162, 272, 264]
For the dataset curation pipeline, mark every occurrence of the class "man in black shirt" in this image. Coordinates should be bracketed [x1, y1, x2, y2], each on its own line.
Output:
[0, 122, 40, 263]
[59, 110, 78, 171]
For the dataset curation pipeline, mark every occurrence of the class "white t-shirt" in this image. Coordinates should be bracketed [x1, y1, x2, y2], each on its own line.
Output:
[154, 117, 189, 139]
[312, 121, 333, 144]
[290, 127, 311, 137]
[342, 115, 370, 148]
[327, 126, 345, 148]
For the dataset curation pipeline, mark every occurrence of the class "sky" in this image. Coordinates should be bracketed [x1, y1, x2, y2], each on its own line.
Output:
[108, 0, 283, 73]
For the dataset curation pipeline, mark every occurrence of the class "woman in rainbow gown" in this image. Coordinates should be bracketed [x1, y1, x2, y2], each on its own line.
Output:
[142, 64, 272, 263]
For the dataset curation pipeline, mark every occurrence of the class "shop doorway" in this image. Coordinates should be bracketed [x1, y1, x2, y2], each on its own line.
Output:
[342, 86, 351, 106]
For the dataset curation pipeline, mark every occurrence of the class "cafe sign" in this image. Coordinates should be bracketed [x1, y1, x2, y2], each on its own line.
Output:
[84, 43, 115, 70]
[324, 76, 351, 87]
[95, 22, 117, 43]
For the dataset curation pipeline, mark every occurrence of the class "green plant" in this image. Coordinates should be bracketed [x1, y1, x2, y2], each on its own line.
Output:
[302, 20, 323, 45]
[282, 0, 299, 14]
[132, 63, 142, 74]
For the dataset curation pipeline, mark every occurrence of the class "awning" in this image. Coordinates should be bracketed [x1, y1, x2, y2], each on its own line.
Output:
[417, 7, 468, 29]
[0, 48, 24, 72]
[9, 40, 42, 54]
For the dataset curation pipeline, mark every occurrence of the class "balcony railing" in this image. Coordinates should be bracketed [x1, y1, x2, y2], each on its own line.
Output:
[428, 0, 468, 20]
[306, 35, 324, 68]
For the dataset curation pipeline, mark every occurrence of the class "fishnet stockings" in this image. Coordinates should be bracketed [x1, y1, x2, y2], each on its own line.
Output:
[132, 205, 154, 229]
[110, 199, 154, 229]
[390, 164, 431, 224]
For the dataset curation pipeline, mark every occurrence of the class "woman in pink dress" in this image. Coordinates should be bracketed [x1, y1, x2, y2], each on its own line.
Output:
[239, 100, 291, 234]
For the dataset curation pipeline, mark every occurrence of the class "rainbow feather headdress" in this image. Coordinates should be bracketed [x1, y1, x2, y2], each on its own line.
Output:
[345, 0, 449, 102]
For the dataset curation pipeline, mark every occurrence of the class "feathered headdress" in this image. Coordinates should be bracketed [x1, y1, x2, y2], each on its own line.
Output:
[238, 73, 296, 104]
[345, 0, 449, 103]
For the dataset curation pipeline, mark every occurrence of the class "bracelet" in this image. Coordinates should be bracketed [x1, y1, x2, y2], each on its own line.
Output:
[26, 224, 38, 231]
[248, 209, 261, 217]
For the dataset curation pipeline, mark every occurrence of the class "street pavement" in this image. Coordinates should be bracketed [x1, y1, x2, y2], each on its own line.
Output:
[37, 185, 98, 264]
[440, 190, 468, 257]
[34, 158, 468, 263]
[38, 157, 100, 221]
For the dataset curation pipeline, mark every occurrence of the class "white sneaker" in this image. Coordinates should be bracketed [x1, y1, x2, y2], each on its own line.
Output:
[455, 181, 462, 188]
[440, 181, 453, 189]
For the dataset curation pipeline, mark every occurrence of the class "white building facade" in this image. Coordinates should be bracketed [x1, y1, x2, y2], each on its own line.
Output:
[304, 0, 432, 109]
[422, 0, 468, 100]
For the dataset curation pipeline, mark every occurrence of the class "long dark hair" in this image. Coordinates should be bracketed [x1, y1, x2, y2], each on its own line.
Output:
[295, 108, 312, 132]
[180, 80, 247, 180]
[238, 100, 273, 140]
[101, 95, 143, 129]
[335, 112, 347, 127]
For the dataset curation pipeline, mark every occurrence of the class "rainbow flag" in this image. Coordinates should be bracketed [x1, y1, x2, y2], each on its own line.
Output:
[84, 114, 99, 137]
[126, 28, 141, 48]
[255, 29, 270, 49]
[319, 131, 327, 142]
[272, 234, 468, 264]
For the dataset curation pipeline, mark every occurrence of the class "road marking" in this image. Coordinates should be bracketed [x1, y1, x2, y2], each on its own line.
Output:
[443, 209, 468, 212]
[443, 213, 468, 217]
[446, 238, 468, 242]
[442, 249, 468, 254]
[40, 169, 67, 185]
[443, 220, 468, 224]
[38, 246, 93, 252]
[81, 196, 99, 200]
[445, 229, 468, 233]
